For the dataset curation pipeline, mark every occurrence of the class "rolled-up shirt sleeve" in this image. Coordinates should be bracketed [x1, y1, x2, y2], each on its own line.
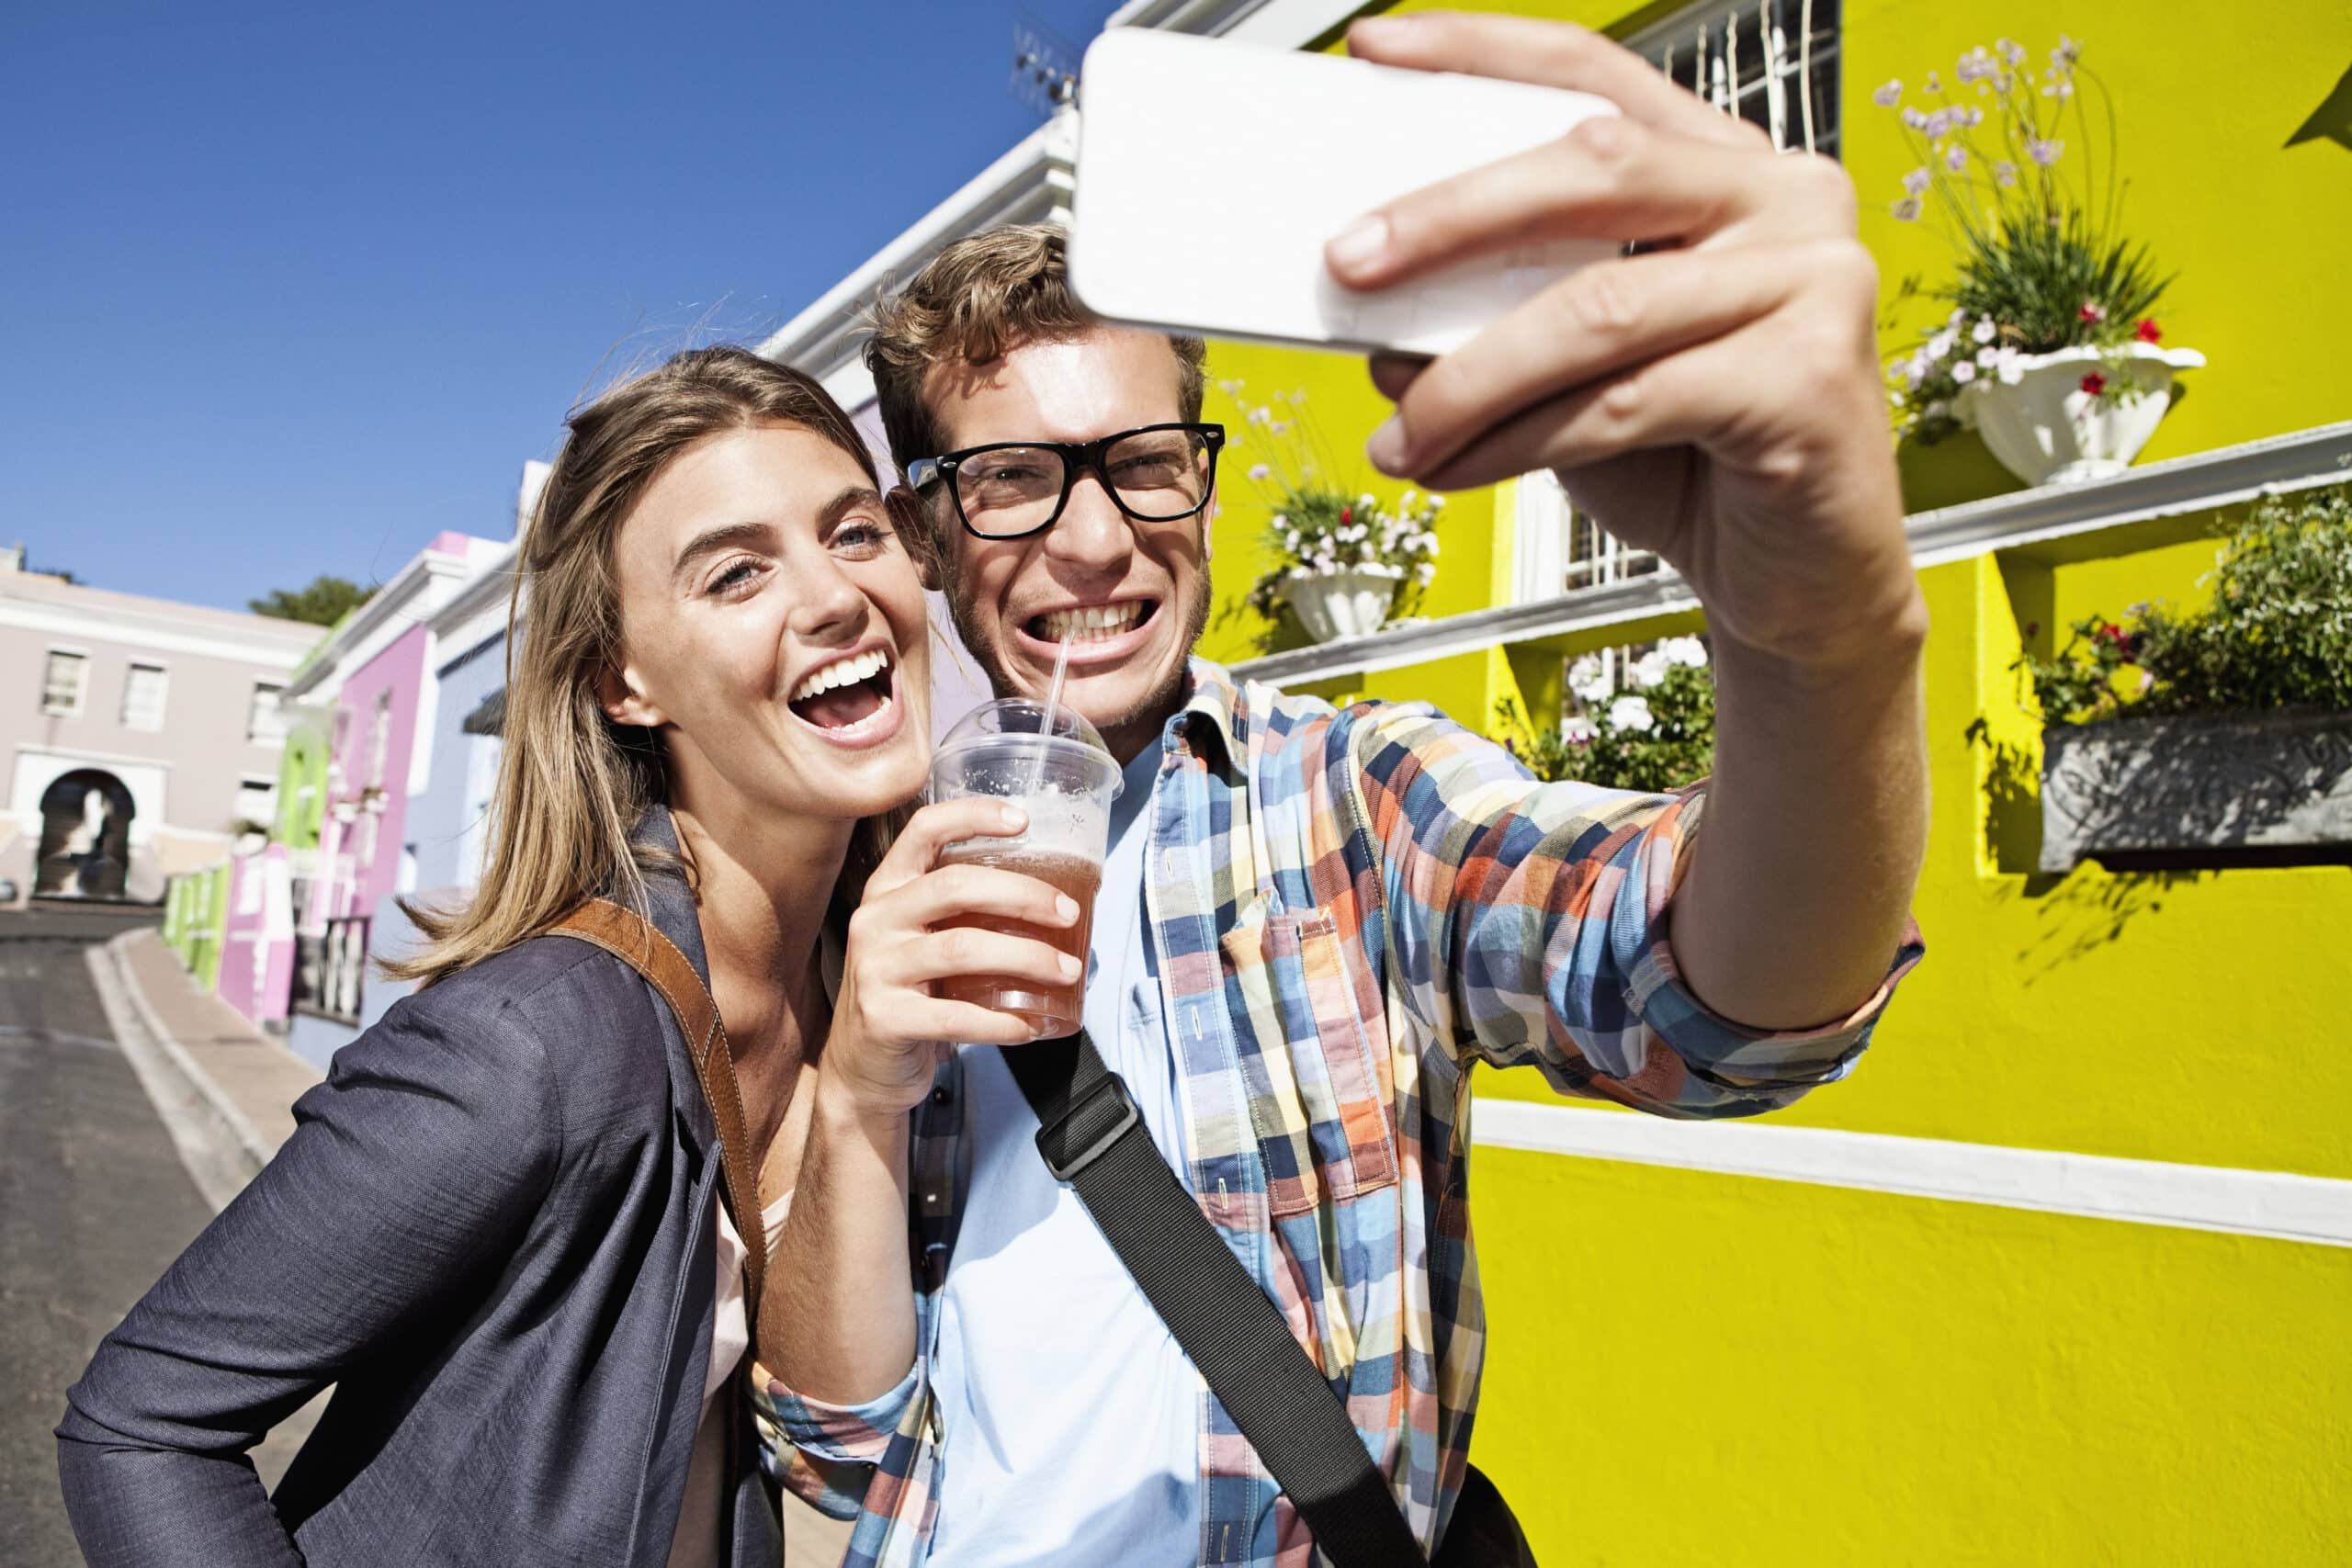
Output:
[1348, 703, 1923, 1119]
[750, 1357, 920, 1517]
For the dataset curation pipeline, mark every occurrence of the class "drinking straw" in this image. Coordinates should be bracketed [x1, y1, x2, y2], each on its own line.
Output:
[1029, 635, 1072, 795]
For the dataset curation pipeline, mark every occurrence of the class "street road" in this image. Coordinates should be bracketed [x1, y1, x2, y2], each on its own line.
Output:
[1, 908, 229, 1566]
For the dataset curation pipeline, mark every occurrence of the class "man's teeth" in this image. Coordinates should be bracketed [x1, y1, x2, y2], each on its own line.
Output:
[1039, 604, 1144, 643]
[790, 647, 890, 704]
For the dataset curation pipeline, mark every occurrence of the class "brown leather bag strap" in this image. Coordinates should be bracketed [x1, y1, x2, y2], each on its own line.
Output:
[546, 897, 768, 1325]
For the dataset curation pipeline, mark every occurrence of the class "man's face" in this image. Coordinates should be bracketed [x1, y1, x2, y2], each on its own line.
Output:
[922, 328, 1212, 762]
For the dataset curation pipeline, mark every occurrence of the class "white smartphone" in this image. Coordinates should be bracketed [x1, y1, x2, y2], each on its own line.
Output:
[1067, 28, 1620, 358]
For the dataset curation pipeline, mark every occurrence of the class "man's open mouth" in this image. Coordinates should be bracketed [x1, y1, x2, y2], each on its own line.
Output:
[787, 645, 895, 730]
[1025, 599, 1157, 645]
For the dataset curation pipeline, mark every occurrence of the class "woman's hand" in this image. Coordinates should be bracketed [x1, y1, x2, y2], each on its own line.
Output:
[821, 798, 1082, 1121]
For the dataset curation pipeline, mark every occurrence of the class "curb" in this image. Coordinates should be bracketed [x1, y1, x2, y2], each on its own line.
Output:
[85, 932, 277, 1210]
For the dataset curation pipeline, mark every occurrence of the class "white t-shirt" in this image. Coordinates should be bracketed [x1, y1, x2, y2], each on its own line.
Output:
[667, 1190, 792, 1568]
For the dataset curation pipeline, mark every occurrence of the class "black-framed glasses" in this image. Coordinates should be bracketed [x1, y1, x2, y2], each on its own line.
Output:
[906, 423, 1225, 541]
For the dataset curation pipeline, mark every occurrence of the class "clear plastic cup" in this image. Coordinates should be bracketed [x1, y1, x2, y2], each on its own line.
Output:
[926, 699, 1123, 1036]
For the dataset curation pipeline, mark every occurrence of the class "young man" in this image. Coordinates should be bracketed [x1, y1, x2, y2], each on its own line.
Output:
[760, 15, 1927, 1565]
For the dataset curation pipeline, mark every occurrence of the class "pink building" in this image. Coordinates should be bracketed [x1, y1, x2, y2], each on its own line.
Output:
[207, 531, 506, 1058]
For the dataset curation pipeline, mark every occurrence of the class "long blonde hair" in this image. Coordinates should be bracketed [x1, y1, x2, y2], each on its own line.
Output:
[390, 345, 915, 987]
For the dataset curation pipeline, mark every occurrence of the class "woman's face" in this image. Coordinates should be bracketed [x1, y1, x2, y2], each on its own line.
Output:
[603, 422, 933, 831]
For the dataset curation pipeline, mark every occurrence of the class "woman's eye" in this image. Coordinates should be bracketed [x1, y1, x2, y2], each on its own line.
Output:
[707, 559, 762, 596]
[832, 521, 889, 555]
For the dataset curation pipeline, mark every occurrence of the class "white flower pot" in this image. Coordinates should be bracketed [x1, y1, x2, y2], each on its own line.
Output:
[1282, 568, 1398, 643]
[1959, 343, 2205, 487]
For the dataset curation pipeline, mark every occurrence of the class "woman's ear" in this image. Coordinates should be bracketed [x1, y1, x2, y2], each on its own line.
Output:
[597, 661, 666, 729]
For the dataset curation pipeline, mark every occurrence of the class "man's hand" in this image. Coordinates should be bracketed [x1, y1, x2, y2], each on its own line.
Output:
[1327, 10, 1923, 673]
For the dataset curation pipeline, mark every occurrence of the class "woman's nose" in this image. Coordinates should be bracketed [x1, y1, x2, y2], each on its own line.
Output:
[788, 554, 867, 642]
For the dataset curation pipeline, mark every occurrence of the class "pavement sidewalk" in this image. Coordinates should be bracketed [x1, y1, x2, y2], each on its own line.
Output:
[100, 928, 320, 1170]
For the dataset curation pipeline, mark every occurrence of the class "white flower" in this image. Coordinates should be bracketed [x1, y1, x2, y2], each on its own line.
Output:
[1357, 492, 1377, 509]
[1607, 694, 1655, 734]
[1872, 79, 1902, 107]
[1951, 360, 1977, 385]
[1561, 716, 1597, 744]
[1975, 346, 1997, 367]
[1660, 636, 1709, 669]
[1994, 347, 2026, 386]
[1973, 318, 1997, 344]
[1426, 494, 1446, 510]
[1248, 463, 1271, 481]
[1414, 563, 1435, 585]
[1630, 649, 1670, 690]
[1568, 656, 1611, 703]
[1927, 330, 1957, 359]
[1271, 513, 1288, 529]
[1902, 166, 1932, 197]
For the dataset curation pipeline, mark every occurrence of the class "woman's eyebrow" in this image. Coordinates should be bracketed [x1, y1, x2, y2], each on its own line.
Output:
[670, 520, 775, 587]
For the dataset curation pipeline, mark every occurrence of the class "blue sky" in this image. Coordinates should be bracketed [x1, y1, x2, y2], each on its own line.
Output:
[3, 1, 1120, 613]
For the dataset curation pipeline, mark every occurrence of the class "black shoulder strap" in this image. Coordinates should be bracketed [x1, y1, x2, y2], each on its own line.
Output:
[1000, 1031, 1428, 1568]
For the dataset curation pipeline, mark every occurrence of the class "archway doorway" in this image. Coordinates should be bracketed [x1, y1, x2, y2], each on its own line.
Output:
[35, 769, 136, 898]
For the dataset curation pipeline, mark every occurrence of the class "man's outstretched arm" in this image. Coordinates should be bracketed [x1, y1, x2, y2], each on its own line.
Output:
[1327, 10, 1928, 1031]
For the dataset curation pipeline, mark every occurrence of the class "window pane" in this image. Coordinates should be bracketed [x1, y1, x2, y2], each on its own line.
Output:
[123, 662, 168, 730]
[42, 650, 86, 714]
[248, 682, 287, 744]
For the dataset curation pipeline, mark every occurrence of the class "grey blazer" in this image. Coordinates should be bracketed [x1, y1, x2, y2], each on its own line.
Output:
[57, 813, 783, 1567]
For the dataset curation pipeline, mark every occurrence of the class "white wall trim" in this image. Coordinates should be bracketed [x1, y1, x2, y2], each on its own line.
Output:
[2, 601, 313, 669]
[1473, 1099, 2352, 1249]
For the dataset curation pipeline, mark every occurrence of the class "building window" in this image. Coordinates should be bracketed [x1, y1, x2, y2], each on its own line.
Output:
[248, 682, 287, 746]
[291, 915, 369, 1025]
[235, 775, 277, 831]
[1628, 0, 1843, 156]
[122, 661, 170, 731]
[41, 650, 88, 716]
[368, 691, 393, 789]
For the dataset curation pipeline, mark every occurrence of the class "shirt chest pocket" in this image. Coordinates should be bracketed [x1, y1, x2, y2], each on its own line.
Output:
[1220, 902, 1399, 1218]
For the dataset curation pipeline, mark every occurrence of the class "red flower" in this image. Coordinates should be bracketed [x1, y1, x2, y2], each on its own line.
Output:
[2078, 300, 2107, 323]
[1340, 505, 1352, 525]
[2135, 318, 2162, 344]
[2080, 371, 2108, 396]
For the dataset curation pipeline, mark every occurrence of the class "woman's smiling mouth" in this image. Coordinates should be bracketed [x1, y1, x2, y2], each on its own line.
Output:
[786, 644, 902, 744]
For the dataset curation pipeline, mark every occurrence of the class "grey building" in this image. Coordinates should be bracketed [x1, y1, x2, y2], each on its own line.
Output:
[0, 545, 322, 904]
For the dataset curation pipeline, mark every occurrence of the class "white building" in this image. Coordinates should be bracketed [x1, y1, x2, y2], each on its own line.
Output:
[0, 544, 322, 905]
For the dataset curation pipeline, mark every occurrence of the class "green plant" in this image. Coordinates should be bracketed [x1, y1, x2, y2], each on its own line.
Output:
[1214, 381, 1444, 626]
[1497, 638, 1716, 793]
[1875, 37, 2177, 444]
[2018, 488, 2352, 724]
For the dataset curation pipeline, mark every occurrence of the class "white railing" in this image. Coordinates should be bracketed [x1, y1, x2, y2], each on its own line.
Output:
[1629, 0, 1843, 155]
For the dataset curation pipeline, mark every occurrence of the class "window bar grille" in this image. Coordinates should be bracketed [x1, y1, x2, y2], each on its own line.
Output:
[1799, 0, 1817, 152]
[1762, 4, 1789, 150]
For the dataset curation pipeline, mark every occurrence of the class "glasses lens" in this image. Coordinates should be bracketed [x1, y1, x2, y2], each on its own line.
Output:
[955, 446, 1066, 538]
[1104, 429, 1211, 521]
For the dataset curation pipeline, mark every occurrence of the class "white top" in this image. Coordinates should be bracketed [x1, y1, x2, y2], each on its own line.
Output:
[667, 1190, 792, 1568]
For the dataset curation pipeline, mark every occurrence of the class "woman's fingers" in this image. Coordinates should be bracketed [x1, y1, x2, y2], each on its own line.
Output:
[889, 925, 1080, 993]
[1367, 243, 1826, 480]
[865, 797, 1026, 897]
[888, 863, 1079, 935]
[1344, 10, 1762, 152]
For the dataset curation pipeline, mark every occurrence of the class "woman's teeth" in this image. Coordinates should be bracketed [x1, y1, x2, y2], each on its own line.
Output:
[1037, 603, 1145, 642]
[790, 647, 890, 704]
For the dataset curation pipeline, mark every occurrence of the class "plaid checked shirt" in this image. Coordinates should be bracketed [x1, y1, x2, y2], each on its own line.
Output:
[756, 660, 1922, 1566]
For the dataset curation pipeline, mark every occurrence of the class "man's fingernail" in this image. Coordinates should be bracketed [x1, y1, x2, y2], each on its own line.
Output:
[1326, 213, 1389, 276]
[1350, 16, 1410, 48]
[1366, 415, 1412, 474]
[1057, 953, 1083, 979]
[1054, 894, 1080, 922]
[1000, 804, 1026, 829]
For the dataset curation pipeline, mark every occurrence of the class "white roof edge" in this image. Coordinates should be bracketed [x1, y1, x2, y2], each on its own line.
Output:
[282, 537, 501, 702]
[755, 0, 1363, 396]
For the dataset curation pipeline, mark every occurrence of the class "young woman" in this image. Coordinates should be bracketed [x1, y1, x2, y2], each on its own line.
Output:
[55, 346, 1077, 1567]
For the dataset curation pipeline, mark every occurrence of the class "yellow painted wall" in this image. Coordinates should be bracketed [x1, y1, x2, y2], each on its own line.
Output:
[1216, 2, 2352, 1562]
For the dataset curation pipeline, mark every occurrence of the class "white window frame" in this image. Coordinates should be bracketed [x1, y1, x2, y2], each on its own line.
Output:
[235, 774, 278, 829]
[121, 660, 171, 732]
[247, 682, 288, 747]
[1625, 0, 1844, 157]
[41, 648, 89, 716]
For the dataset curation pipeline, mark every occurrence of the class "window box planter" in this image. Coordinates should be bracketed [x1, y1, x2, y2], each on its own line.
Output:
[1280, 568, 1400, 644]
[1960, 343, 2205, 487]
[2039, 709, 2352, 872]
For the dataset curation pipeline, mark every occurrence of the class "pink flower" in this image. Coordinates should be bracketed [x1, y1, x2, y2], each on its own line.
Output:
[2080, 372, 2108, 396]
[2078, 301, 2107, 323]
